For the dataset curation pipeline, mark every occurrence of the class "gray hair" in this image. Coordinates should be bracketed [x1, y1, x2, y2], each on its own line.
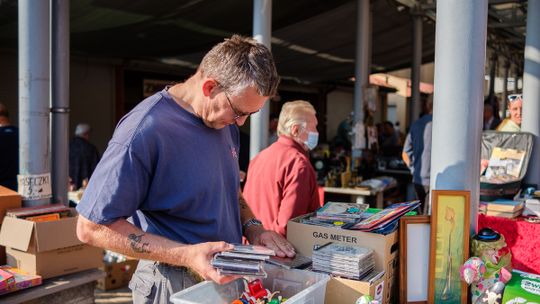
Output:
[198, 35, 280, 97]
[277, 100, 316, 137]
[75, 123, 91, 136]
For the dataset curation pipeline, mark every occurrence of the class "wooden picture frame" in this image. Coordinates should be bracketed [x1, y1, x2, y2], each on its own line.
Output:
[428, 190, 470, 304]
[399, 215, 430, 304]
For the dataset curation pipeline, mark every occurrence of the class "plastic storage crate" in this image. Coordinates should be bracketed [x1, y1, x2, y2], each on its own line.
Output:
[170, 264, 330, 304]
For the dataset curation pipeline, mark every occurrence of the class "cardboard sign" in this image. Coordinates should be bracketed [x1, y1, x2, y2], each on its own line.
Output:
[17, 173, 52, 200]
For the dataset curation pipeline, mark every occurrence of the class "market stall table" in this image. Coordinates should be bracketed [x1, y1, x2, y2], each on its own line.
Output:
[0, 268, 105, 304]
[478, 214, 540, 275]
[323, 187, 385, 208]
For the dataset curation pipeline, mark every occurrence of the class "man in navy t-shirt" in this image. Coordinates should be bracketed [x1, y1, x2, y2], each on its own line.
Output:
[76, 35, 295, 303]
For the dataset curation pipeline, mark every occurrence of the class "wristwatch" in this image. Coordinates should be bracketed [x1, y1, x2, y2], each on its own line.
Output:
[242, 218, 263, 233]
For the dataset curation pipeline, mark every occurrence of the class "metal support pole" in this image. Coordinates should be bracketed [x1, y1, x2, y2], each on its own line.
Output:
[488, 54, 497, 103]
[250, 0, 272, 159]
[18, 0, 51, 207]
[431, 0, 487, 234]
[522, 0, 540, 188]
[502, 61, 510, 119]
[352, 0, 370, 156]
[51, 0, 70, 206]
[410, 8, 423, 122]
[514, 66, 520, 93]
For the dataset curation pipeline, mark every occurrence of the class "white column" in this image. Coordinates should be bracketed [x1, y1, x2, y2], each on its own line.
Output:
[352, 0, 370, 157]
[430, 0, 488, 233]
[18, 0, 51, 206]
[522, 0, 540, 187]
[250, 0, 272, 159]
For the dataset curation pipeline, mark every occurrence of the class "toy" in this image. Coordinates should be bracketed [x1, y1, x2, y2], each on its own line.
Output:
[460, 228, 512, 303]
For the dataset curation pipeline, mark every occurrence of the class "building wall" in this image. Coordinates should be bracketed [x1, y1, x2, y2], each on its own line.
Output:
[326, 89, 353, 142]
[0, 51, 117, 154]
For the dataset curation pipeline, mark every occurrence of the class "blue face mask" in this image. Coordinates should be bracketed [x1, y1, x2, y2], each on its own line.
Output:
[304, 131, 319, 150]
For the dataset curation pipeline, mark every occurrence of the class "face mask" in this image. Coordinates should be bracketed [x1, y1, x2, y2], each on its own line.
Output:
[304, 131, 319, 150]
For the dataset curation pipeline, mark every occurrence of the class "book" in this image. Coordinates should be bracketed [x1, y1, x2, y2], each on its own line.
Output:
[316, 202, 368, 219]
[0, 266, 42, 295]
[484, 147, 526, 182]
[6, 203, 70, 219]
[485, 209, 522, 219]
[26, 213, 61, 222]
[485, 199, 524, 213]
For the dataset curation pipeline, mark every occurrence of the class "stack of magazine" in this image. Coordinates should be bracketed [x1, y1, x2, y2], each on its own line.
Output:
[211, 245, 275, 277]
[312, 242, 375, 280]
[343, 200, 420, 234]
[302, 202, 369, 227]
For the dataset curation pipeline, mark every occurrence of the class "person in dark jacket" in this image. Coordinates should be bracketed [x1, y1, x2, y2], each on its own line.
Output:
[69, 123, 99, 190]
[0, 103, 18, 191]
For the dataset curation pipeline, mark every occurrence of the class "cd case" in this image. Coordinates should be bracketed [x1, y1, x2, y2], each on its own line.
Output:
[266, 254, 312, 270]
[230, 244, 276, 256]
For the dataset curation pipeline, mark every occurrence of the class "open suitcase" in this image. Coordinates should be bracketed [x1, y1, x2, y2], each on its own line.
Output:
[480, 131, 534, 201]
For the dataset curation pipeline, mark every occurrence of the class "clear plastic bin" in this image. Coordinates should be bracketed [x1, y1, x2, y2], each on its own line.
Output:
[170, 264, 330, 304]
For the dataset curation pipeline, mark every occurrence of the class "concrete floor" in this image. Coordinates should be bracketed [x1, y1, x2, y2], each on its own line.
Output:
[95, 286, 133, 304]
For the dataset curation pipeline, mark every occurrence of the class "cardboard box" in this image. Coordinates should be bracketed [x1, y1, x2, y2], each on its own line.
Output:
[287, 214, 398, 303]
[325, 271, 385, 304]
[0, 209, 102, 279]
[97, 259, 139, 291]
[0, 186, 21, 224]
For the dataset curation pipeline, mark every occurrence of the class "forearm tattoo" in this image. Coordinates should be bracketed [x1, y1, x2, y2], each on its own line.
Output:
[128, 233, 150, 253]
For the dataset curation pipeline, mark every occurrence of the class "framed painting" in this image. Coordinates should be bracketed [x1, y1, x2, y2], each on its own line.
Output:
[399, 215, 430, 304]
[428, 190, 470, 304]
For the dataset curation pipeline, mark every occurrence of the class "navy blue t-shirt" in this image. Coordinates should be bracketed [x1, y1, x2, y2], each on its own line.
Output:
[77, 89, 242, 245]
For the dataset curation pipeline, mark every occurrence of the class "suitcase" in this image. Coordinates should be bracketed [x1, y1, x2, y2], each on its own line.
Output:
[480, 131, 534, 201]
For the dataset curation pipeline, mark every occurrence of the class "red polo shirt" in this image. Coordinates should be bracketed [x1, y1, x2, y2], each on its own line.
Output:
[243, 136, 321, 236]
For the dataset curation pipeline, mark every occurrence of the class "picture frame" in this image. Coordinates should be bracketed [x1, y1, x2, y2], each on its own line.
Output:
[399, 215, 430, 304]
[428, 190, 470, 304]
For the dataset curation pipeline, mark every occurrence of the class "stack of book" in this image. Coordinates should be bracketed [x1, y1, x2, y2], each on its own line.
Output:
[312, 242, 374, 280]
[6, 203, 71, 222]
[0, 266, 42, 295]
[343, 200, 420, 233]
[302, 202, 368, 227]
[480, 199, 524, 218]
[211, 245, 275, 278]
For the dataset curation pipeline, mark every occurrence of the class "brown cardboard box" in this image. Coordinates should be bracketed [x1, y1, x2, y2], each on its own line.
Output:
[6, 244, 102, 279]
[287, 214, 398, 303]
[324, 271, 386, 304]
[0, 186, 22, 224]
[97, 259, 139, 291]
[0, 209, 102, 279]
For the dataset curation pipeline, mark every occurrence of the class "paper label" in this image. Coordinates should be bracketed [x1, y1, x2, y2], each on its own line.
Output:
[375, 280, 384, 302]
[17, 173, 52, 200]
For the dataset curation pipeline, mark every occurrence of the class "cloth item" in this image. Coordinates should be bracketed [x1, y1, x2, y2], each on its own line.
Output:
[69, 136, 100, 189]
[0, 126, 18, 191]
[130, 260, 200, 304]
[496, 118, 520, 132]
[76, 88, 242, 245]
[478, 214, 540, 275]
[403, 114, 432, 186]
[243, 136, 321, 236]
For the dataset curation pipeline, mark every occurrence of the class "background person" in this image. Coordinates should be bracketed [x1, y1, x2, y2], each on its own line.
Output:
[0, 103, 18, 191]
[243, 100, 321, 237]
[75, 35, 294, 303]
[497, 94, 522, 132]
[69, 123, 100, 190]
[402, 96, 433, 214]
[483, 102, 501, 131]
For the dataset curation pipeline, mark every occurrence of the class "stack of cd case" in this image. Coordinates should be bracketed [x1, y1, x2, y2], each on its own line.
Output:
[312, 242, 375, 280]
[211, 245, 275, 277]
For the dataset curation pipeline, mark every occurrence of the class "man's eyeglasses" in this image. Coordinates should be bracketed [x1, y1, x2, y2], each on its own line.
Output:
[508, 94, 522, 102]
[224, 91, 260, 120]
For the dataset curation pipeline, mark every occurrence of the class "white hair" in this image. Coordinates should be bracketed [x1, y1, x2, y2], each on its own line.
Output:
[75, 123, 91, 137]
[277, 100, 315, 137]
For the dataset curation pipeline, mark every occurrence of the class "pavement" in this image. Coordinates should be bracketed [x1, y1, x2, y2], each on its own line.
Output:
[95, 286, 133, 304]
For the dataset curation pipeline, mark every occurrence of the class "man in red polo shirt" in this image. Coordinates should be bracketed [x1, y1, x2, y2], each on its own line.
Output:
[243, 100, 321, 236]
